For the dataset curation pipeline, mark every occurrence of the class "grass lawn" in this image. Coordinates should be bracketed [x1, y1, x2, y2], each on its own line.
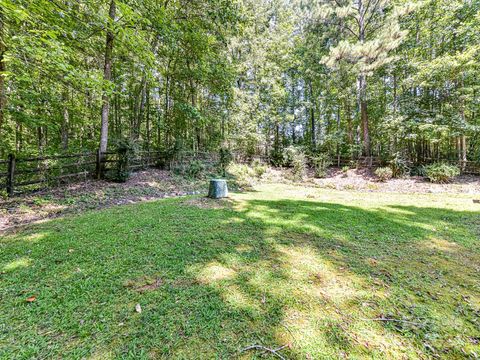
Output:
[1, 184, 479, 359]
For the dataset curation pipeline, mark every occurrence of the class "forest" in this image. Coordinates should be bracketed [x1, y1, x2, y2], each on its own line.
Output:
[0, 0, 479, 165]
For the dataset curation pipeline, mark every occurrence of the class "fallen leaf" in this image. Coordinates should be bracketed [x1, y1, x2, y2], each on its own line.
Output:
[135, 303, 142, 313]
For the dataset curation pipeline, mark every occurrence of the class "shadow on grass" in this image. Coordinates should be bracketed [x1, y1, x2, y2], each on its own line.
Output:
[0, 196, 478, 359]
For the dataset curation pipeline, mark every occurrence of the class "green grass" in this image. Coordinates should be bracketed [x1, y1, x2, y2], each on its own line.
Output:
[1, 184, 479, 359]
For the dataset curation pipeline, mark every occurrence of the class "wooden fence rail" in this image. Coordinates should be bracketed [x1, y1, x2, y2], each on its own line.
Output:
[0, 152, 98, 197]
[1, 151, 479, 197]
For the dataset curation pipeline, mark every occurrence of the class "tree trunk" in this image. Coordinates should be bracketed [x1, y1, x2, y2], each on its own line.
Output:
[461, 135, 467, 171]
[309, 81, 316, 149]
[357, 0, 371, 159]
[459, 73, 467, 169]
[346, 100, 353, 146]
[336, 106, 341, 166]
[133, 75, 146, 140]
[61, 90, 69, 151]
[190, 79, 200, 152]
[163, 72, 170, 149]
[61, 107, 69, 151]
[291, 80, 296, 144]
[15, 122, 22, 152]
[0, 7, 6, 139]
[146, 86, 151, 151]
[359, 74, 370, 157]
[37, 126, 45, 154]
[99, 0, 116, 154]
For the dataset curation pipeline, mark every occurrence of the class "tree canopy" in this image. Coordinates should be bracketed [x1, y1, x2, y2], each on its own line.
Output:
[1, 0, 479, 164]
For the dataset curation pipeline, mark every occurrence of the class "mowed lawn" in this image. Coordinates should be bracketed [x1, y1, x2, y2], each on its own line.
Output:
[1, 184, 479, 359]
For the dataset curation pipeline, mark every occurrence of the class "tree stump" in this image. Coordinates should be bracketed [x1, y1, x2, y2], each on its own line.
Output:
[208, 179, 228, 199]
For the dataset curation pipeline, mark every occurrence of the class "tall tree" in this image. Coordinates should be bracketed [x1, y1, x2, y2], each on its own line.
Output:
[0, 4, 6, 144]
[319, 0, 416, 157]
[99, 0, 116, 154]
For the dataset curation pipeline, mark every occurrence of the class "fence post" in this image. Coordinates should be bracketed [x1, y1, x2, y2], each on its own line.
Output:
[6, 154, 15, 197]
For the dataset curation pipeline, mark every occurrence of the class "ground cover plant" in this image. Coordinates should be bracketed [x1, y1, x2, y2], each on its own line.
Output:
[1, 183, 479, 359]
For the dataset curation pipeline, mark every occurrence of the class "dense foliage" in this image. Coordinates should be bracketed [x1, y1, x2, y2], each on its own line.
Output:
[0, 0, 479, 165]
[424, 162, 461, 183]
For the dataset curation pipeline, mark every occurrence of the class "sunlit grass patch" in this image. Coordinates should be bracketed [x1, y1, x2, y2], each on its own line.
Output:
[196, 262, 237, 284]
[2, 257, 32, 272]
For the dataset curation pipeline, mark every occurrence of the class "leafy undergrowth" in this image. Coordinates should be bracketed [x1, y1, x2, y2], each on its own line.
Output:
[0, 184, 479, 359]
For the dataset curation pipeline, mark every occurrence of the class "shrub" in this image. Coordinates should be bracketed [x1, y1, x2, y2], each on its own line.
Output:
[410, 165, 426, 177]
[186, 160, 205, 179]
[341, 165, 350, 178]
[269, 149, 284, 167]
[389, 153, 410, 178]
[375, 167, 393, 182]
[270, 146, 307, 168]
[283, 146, 299, 167]
[218, 147, 233, 177]
[111, 138, 137, 182]
[424, 163, 460, 183]
[227, 163, 255, 188]
[291, 151, 307, 180]
[252, 159, 268, 177]
[311, 153, 332, 178]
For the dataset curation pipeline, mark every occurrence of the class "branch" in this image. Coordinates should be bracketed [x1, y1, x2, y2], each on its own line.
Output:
[343, 22, 359, 38]
[364, 0, 382, 30]
[363, 0, 374, 21]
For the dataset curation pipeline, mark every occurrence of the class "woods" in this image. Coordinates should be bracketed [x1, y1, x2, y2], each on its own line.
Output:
[0, 0, 479, 165]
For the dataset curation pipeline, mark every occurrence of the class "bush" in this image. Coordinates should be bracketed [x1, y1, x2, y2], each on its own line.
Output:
[269, 149, 284, 167]
[283, 146, 299, 167]
[311, 153, 332, 178]
[291, 151, 307, 180]
[252, 159, 268, 177]
[389, 153, 410, 178]
[424, 163, 460, 183]
[410, 165, 426, 177]
[227, 163, 255, 188]
[111, 138, 137, 182]
[186, 160, 205, 179]
[341, 165, 350, 177]
[270, 146, 307, 168]
[375, 167, 393, 182]
[218, 147, 233, 177]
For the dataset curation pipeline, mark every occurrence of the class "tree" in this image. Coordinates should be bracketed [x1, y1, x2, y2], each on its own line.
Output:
[318, 0, 416, 157]
[99, 0, 116, 155]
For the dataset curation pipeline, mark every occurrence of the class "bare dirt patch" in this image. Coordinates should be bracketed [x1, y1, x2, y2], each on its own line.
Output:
[0, 169, 206, 233]
[124, 276, 164, 293]
[306, 168, 480, 195]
